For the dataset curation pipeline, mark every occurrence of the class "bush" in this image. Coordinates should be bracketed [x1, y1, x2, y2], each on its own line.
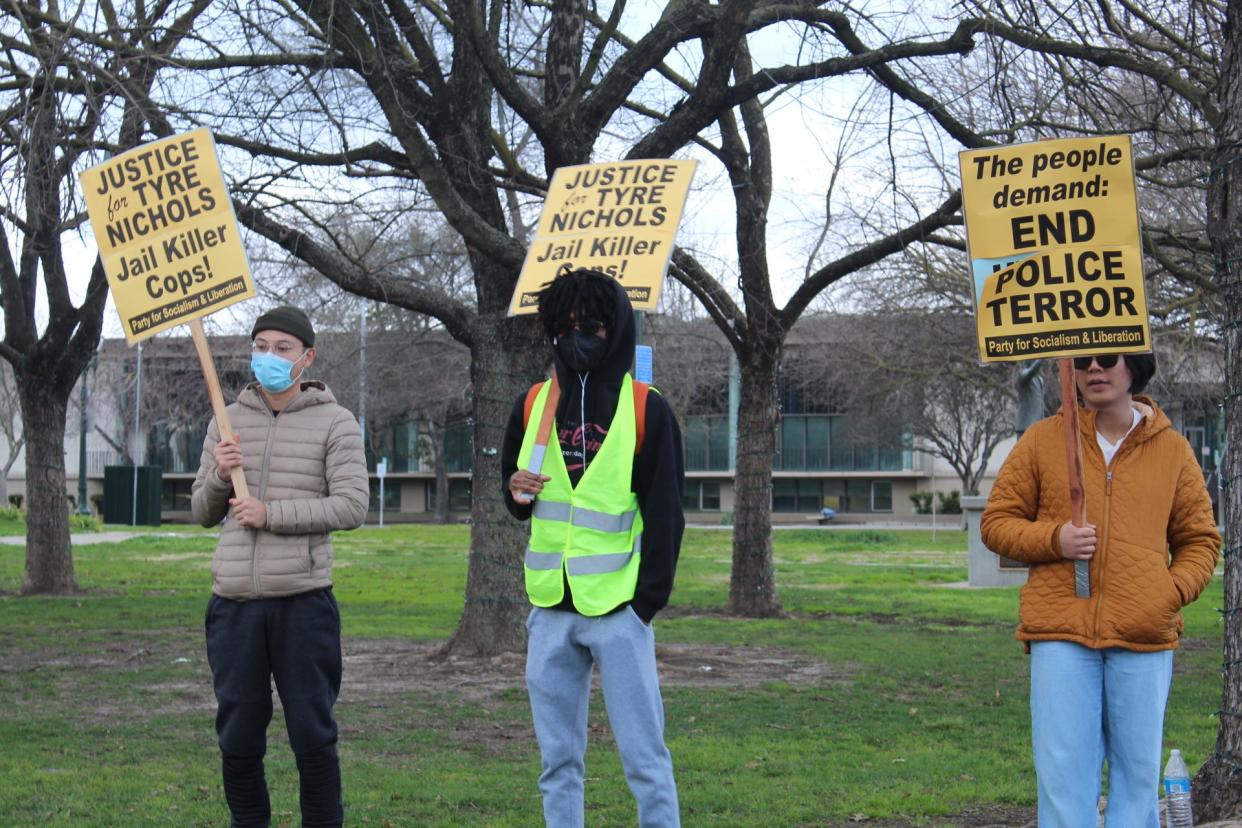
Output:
[8, 494, 22, 509]
[937, 490, 962, 514]
[68, 513, 103, 532]
[719, 511, 733, 526]
[90, 493, 105, 515]
[0, 504, 24, 522]
[909, 492, 933, 515]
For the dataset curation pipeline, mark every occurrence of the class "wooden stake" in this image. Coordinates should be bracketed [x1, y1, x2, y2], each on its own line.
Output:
[189, 318, 250, 499]
[1058, 358, 1089, 597]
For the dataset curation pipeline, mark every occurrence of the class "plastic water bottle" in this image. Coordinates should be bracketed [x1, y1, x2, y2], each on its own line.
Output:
[1163, 748, 1194, 828]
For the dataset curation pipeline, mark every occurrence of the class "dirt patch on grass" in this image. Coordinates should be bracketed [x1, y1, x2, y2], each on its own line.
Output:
[1179, 635, 1216, 652]
[139, 552, 211, 562]
[341, 638, 846, 703]
[658, 643, 846, 687]
[825, 804, 1036, 827]
[942, 804, 1036, 827]
[3, 633, 845, 728]
[339, 639, 844, 757]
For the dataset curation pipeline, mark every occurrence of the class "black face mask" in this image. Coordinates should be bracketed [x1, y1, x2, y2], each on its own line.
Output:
[556, 331, 608, 374]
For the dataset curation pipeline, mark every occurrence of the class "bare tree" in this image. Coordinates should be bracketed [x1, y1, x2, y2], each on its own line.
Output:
[642, 315, 733, 427]
[153, 0, 985, 643]
[787, 312, 1016, 498]
[87, 335, 251, 476]
[0, 0, 211, 592]
[669, 78, 963, 615]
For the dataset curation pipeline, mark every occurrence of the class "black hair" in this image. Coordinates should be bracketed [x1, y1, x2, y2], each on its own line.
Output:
[535, 269, 617, 340]
[1124, 352, 1156, 394]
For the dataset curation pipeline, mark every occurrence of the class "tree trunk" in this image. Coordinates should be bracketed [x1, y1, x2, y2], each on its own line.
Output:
[18, 383, 76, 594]
[727, 348, 783, 616]
[442, 311, 545, 655]
[1194, 0, 1242, 818]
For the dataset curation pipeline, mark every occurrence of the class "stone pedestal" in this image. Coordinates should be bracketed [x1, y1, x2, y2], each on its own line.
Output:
[963, 495, 1028, 588]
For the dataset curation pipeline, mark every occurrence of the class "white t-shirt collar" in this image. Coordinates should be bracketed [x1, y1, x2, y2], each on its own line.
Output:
[1096, 406, 1144, 466]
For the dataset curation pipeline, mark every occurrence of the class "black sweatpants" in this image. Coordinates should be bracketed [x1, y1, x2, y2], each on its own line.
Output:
[205, 588, 343, 828]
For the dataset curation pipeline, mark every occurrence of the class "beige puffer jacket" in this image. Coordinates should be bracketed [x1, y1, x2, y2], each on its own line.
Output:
[191, 381, 369, 599]
[982, 396, 1219, 652]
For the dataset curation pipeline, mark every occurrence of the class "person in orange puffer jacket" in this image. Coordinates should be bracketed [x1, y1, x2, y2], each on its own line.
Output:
[982, 351, 1219, 828]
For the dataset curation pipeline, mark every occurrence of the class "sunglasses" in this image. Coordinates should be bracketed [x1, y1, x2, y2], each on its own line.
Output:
[1072, 354, 1120, 370]
[554, 319, 606, 337]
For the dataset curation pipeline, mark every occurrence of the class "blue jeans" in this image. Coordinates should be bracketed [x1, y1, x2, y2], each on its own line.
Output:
[1030, 641, 1173, 828]
[525, 606, 680, 827]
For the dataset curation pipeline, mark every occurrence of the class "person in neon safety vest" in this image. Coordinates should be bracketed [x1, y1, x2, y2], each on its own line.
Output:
[502, 268, 685, 827]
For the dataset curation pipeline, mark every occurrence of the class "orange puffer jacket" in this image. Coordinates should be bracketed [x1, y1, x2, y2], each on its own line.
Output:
[982, 397, 1219, 652]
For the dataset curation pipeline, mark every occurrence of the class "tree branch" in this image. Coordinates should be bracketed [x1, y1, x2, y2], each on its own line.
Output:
[233, 200, 476, 347]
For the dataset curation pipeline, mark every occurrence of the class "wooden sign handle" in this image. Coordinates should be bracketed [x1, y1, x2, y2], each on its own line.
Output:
[189, 319, 250, 499]
[516, 373, 561, 505]
[1058, 358, 1089, 597]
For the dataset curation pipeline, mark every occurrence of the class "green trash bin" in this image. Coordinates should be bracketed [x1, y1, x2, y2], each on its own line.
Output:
[103, 465, 162, 526]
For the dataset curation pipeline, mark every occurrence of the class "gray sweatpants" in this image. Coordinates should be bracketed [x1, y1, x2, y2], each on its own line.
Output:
[525, 605, 680, 827]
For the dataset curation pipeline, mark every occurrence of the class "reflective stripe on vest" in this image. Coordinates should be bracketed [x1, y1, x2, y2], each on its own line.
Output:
[524, 549, 563, 571]
[516, 374, 644, 616]
[525, 533, 642, 576]
[533, 499, 638, 533]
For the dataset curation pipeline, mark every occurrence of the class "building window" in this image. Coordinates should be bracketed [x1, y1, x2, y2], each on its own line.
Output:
[769, 412, 911, 473]
[369, 479, 401, 512]
[443, 421, 474, 473]
[795, 478, 821, 511]
[684, 416, 730, 471]
[425, 478, 472, 512]
[871, 480, 893, 512]
[148, 421, 207, 474]
[773, 478, 894, 513]
[781, 416, 807, 469]
[701, 480, 721, 511]
[772, 478, 797, 512]
[160, 478, 194, 512]
[683, 480, 721, 512]
[387, 422, 415, 473]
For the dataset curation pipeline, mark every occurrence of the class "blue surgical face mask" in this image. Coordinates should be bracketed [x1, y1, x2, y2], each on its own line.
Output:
[251, 350, 306, 393]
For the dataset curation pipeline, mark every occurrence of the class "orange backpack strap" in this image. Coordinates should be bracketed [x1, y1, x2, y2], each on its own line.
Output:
[633, 381, 650, 455]
[523, 381, 544, 430]
[524, 378, 651, 455]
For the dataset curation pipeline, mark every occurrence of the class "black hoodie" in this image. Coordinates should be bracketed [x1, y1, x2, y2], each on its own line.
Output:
[501, 279, 685, 622]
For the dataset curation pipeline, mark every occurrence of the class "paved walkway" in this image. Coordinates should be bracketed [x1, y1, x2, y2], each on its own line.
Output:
[0, 531, 209, 546]
[688, 520, 967, 530]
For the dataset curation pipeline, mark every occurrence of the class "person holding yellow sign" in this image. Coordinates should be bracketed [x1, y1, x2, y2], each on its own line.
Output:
[502, 269, 685, 828]
[192, 306, 369, 828]
[981, 351, 1219, 827]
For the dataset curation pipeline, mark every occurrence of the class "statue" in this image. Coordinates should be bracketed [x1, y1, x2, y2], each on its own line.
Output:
[1016, 359, 1046, 435]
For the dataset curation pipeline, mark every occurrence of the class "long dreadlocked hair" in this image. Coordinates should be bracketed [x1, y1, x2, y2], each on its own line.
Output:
[535, 269, 617, 340]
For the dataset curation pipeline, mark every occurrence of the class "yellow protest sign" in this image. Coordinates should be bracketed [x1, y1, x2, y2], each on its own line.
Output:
[80, 129, 255, 343]
[508, 159, 697, 314]
[959, 136, 1150, 362]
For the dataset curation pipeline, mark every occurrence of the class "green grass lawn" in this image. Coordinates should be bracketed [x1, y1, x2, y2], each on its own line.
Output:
[0, 525, 1225, 827]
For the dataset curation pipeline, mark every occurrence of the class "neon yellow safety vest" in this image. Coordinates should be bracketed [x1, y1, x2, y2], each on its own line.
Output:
[517, 374, 644, 615]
